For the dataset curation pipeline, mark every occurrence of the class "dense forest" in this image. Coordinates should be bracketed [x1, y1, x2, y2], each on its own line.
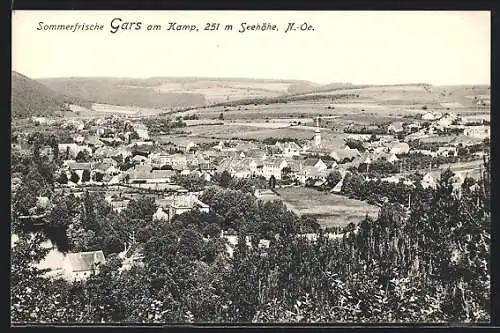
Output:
[11, 72, 89, 118]
[11, 131, 490, 324]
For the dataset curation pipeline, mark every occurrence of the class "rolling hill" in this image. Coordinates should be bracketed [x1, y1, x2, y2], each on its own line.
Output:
[38, 77, 352, 109]
[38, 77, 208, 110]
[11, 71, 92, 118]
[34, 75, 490, 116]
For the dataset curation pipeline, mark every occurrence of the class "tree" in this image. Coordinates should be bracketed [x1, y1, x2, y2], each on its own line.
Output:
[178, 229, 204, 260]
[281, 167, 292, 181]
[218, 113, 224, 120]
[75, 150, 91, 163]
[326, 170, 342, 188]
[10, 233, 68, 324]
[70, 171, 80, 184]
[172, 174, 209, 192]
[219, 171, 233, 188]
[123, 197, 157, 221]
[269, 175, 277, 189]
[104, 236, 123, 255]
[81, 169, 91, 183]
[203, 223, 222, 238]
[57, 172, 69, 185]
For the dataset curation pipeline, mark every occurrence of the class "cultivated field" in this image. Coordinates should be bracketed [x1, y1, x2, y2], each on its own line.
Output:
[184, 123, 342, 142]
[276, 186, 380, 228]
[153, 80, 290, 104]
[91, 103, 163, 116]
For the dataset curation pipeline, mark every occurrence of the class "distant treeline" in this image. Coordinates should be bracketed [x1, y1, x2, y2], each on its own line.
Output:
[204, 93, 358, 109]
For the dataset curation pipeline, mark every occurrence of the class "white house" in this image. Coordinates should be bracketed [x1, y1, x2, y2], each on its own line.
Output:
[153, 207, 170, 221]
[387, 122, 404, 134]
[421, 173, 437, 189]
[422, 112, 436, 121]
[276, 141, 302, 157]
[262, 158, 288, 180]
[131, 123, 149, 140]
[436, 113, 457, 129]
[37, 249, 106, 282]
[73, 135, 85, 144]
[386, 153, 399, 163]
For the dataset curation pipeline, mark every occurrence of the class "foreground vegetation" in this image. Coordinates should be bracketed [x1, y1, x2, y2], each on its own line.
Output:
[11, 131, 490, 324]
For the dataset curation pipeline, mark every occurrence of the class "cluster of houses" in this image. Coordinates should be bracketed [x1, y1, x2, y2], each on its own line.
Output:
[16, 107, 490, 281]
[25, 111, 490, 201]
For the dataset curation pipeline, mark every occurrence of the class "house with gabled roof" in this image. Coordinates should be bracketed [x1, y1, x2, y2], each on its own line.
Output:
[262, 157, 288, 180]
[387, 122, 404, 134]
[84, 135, 104, 148]
[63, 251, 106, 281]
[275, 141, 302, 157]
[155, 195, 210, 222]
[421, 173, 437, 189]
[128, 165, 176, 184]
[245, 149, 267, 162]
[37, 249, 106, 282]
[303, 158, 328, 172]
[330, 147, 361, 163]
[295, 158, 329, 184]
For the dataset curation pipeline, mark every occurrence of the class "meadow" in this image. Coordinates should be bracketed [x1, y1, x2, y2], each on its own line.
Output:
[276, 186, 380, 228]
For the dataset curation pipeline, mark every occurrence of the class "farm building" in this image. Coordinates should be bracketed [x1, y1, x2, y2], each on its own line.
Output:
[276, 141, 302, 157]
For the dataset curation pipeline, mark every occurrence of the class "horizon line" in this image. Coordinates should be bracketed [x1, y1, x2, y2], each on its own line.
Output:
[12, 70, 490, 87]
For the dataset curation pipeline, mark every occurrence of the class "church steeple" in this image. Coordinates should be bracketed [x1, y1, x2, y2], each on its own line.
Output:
[314, 117, 321, 147]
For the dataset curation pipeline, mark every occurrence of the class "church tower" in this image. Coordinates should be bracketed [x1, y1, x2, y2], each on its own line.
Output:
[314, 117, 321, 147]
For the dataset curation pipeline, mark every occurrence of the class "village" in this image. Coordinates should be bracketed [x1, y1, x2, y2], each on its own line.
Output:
[11, 104, 490, 282]
[10, 8, 493, 324]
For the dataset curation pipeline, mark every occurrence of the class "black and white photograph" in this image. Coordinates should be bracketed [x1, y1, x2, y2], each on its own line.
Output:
[10, 10, 491, 325]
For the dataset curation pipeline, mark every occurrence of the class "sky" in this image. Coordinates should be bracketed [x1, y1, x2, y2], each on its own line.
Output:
[12, 11, 490, 85]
